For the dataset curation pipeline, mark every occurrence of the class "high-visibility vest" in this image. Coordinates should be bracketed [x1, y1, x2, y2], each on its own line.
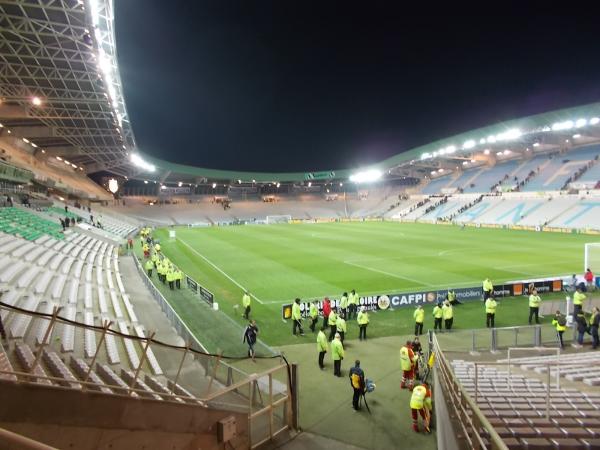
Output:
[340, 295, 349, 309]
[309, 304, 318, 318]
[292, 303, 302, 321]
[552, 317, 567, 332]
[414, 309, 425, 323]
[357, 311, 369, 325]
[485, 299, 497, 314]
[328, 312, 338, 327]
[400, 346, 414, 371]
[433, 306, 443, 319]
[336, 318, 346, 333]
[410, 385, 427, 409]
[529, 295, 541, 308]
[442, 304, 453, 319]
[349, 293, 359, 305]
[573, 291, 586, 306]
[242, 294, 251, 308]
[317, 331, 328, 352]
[331, 339, 344, 360]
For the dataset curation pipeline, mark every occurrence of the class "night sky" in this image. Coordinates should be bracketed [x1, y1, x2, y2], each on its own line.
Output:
[115, 2, 600, 173]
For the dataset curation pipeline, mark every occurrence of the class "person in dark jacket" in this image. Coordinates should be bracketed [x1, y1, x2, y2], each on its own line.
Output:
[349, 360, 365, 411]
[590, 307, 599, 350]
[242, 320, 258, 361]
[575, 311, 589, 346]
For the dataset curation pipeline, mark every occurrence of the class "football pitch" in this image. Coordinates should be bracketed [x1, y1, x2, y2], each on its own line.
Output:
[150, 221, 590, 348]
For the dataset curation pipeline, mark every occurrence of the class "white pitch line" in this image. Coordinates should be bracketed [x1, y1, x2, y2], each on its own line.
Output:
[343, 260, 428, 286]
[178, 238, 264, 304]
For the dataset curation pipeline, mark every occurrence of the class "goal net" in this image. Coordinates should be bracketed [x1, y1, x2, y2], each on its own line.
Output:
[584, 243, 600, 273]
[266, 215, 292, 224]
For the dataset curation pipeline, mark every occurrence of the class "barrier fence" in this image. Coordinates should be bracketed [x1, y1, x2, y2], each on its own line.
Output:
[0, 300, 295, 449]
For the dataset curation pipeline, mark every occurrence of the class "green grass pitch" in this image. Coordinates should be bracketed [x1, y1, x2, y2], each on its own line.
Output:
[147, 221, 590, 349]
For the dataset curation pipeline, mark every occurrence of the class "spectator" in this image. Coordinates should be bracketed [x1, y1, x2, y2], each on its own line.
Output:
[242, 320, 258, 361]
[575, 310, 589, 346]
[584, 268, 595, 291]
[590, 307, 599, 350]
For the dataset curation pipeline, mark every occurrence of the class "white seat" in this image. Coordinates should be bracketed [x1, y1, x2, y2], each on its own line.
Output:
[121, 294, 138, 323]
[16, 265, 41, 289]
[96, 253, 104, 269]
[61, 257, 75, 275]
[0, 239, 23, 254]
[52, 241, 66, 252]
[134, 325, 162, 375]
[115, 272, 126, 294]
[83, 311, 96, 358]
[51, 275, 67, 299]
[34, 302, 55, 344]
[70, 245, 82, 259]
[113, 257, 119, 274]
[72, 260, 84, 279]
[12, 242, 36, 258]
[96, 266, 103, 286]
[0, 290, 20, 321]
[86, 250, 96, 265]
[9, 296, 40, 338]
[118, 321, 140, 369]
[0, 260, 26, 283]
[24, 245, 46, 263]
[67, 279, 78, 305]
[34, 271, 53, 294]
[34, 235, 50, 246]
[0, 254, 13, 272]
[60, 307, 76, 352]
[103, 319, 120, 364]
[97, 286, 108, 314]
[109, 290, 123, 318]
[85, 264, 92, 283]
[62, 243, 74, 256]
[106, 270, 114, 291]
[84, 283, 93, 309]
[37, 249, 57, 267]
[49, 253, 65, 271]
[79, 248, 89, 262]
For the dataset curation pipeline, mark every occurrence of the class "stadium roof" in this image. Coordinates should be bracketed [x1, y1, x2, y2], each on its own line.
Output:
[1, 1, 599, 185]
[0, 0, 134, 176]
[141, 101, 600, 185]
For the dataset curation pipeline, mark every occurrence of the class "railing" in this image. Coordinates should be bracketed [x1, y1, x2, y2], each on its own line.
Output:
[0, 427, 57, 450]
[0, 301, 294, 448]
[435, 323, 571, 354]
[432, 332, 509, 450]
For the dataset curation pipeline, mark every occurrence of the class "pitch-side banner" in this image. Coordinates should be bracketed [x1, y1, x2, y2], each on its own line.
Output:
[280, 279, 562, 319]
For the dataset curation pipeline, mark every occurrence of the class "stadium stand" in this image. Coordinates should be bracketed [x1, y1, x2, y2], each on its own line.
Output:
[451, 359, 600, 448]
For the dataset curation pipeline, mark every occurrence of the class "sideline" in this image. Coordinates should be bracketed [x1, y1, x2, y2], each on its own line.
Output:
[178, 237, 265, 304]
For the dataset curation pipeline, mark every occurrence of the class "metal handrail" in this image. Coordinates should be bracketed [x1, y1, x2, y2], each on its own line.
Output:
[0, 427, 57, 450]
[432, 332, 509, 450]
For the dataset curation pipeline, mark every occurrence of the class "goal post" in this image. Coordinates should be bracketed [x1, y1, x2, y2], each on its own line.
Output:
[584, 243, 600, 273]
[266, 215, 292, 224]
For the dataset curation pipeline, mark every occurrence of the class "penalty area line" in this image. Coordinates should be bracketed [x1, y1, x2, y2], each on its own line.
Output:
[177, 238, 264, 305]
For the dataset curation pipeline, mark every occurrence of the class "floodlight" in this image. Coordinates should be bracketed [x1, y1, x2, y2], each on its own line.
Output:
[430, 171, 437, 175]
[212, 183, 217, 188]
[484, 149, 490, 155]
[108, 178, 119, 193]
[349, 169, 382, 184]
[144, 180, 148, 184]
[22, 138, 29, 143]
[308, 182, 312, 187]
[56, 156, 62, 161]
[462, 140, 475, 149]
[130, 153, 156, 172]
[503, 149, 511, 155]
[178, 181, 183, 187]
[573, 134, 581, 138]
[533, 142, 540, 147]
[31, 96, 42, 106]
[575, 119, 587, 128]
[438, 168, 444, 173]
[552, 120, 574, 131]
[590, 117, 600, 125]
[462, 161, 468, 166]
